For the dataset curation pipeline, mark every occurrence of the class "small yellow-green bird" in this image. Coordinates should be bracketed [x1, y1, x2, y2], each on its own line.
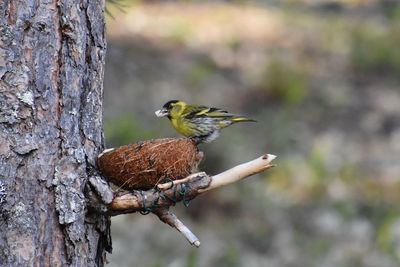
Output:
[155, 100, 256, 143]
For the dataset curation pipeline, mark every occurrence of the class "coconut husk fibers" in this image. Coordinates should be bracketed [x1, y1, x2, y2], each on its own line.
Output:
[97, 138, 203, 190]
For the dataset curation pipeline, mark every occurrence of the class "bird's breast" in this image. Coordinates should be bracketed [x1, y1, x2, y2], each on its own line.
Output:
[170, 117, 193, 137]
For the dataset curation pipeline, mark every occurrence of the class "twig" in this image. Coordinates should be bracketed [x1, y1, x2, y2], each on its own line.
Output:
[198, 154, 276, 193]
[153, 208, 200, 247]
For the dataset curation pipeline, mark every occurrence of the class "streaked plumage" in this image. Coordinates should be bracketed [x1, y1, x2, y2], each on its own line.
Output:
[155, 100, 256, 143]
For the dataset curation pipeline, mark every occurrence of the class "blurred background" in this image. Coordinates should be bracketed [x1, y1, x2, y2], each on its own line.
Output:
[104, 1, 400, 266]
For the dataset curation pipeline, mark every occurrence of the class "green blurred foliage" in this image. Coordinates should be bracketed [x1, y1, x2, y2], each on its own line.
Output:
[377, 213, 398, 253]
[166, 19, 194, 44]
[351, 23, 400, 76]
[307, 239, 330, 260]
[380, 1, 400, 20]
[309, 148, 328, 183]
[104, 116, 155, 147]
[213, 245, 240, 267]
[333, 201, 359, 221]
[185, 250, 199, 267]
[186, 60, 217, 88]
[104, 2, 400, 266]
[265, 148, 332, 203]
[149, 262, 162, 267]
[105, 0, 127, 18]
[258, 59, 309, 106]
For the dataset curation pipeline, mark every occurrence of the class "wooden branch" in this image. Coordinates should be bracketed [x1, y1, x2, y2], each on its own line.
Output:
[108, 172, 212, 215]
[153, 208, 201, 247]
[198, 154, 276, 193]
[101, 154, 276, 247]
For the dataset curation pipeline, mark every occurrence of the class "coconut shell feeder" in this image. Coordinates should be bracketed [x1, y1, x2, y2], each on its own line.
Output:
[90, 137, 277, 247]
[97, 138, 203, 190]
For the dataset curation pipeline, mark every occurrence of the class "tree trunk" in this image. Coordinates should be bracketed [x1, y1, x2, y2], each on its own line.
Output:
[0, 0, 109, 266]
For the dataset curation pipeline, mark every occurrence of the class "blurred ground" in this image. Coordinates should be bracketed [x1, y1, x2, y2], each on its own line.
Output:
[103, 1, 400, 266]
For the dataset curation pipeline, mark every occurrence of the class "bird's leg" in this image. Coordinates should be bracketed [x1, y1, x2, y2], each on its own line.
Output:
[189, 136, 202, 145]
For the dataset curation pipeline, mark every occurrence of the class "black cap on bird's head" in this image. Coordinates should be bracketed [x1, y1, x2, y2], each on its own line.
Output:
[163, 100, 179, 109]
[155, 100, 180, 118]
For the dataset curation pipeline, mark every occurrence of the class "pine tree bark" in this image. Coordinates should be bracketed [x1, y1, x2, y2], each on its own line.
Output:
[0, 0, 109, 266]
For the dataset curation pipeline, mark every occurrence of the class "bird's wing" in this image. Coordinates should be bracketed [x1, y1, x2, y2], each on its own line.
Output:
[182, 105, 208, 118]
[196, 107, 256, 122]
[202, 108, 233, 118]
[184, 106, 232, 119]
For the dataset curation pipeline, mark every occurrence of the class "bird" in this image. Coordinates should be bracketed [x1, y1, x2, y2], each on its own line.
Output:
[155, 100, 256, 143]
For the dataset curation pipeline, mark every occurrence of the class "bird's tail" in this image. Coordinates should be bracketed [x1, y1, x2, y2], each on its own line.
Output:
[231, 116, 257, 123]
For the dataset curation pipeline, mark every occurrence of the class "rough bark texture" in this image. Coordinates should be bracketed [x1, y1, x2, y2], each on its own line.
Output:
[0, 0, 108, 266]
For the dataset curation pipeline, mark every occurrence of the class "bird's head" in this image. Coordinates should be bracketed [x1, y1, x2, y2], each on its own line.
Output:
[155, 100, 185, 119]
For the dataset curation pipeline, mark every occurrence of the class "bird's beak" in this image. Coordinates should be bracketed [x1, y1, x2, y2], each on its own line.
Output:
[155, 109, 168, 117]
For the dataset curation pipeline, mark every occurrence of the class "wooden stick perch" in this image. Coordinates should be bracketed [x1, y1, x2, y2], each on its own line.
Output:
[102, 154, 276, 247]
[199, 154, 276, 193]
